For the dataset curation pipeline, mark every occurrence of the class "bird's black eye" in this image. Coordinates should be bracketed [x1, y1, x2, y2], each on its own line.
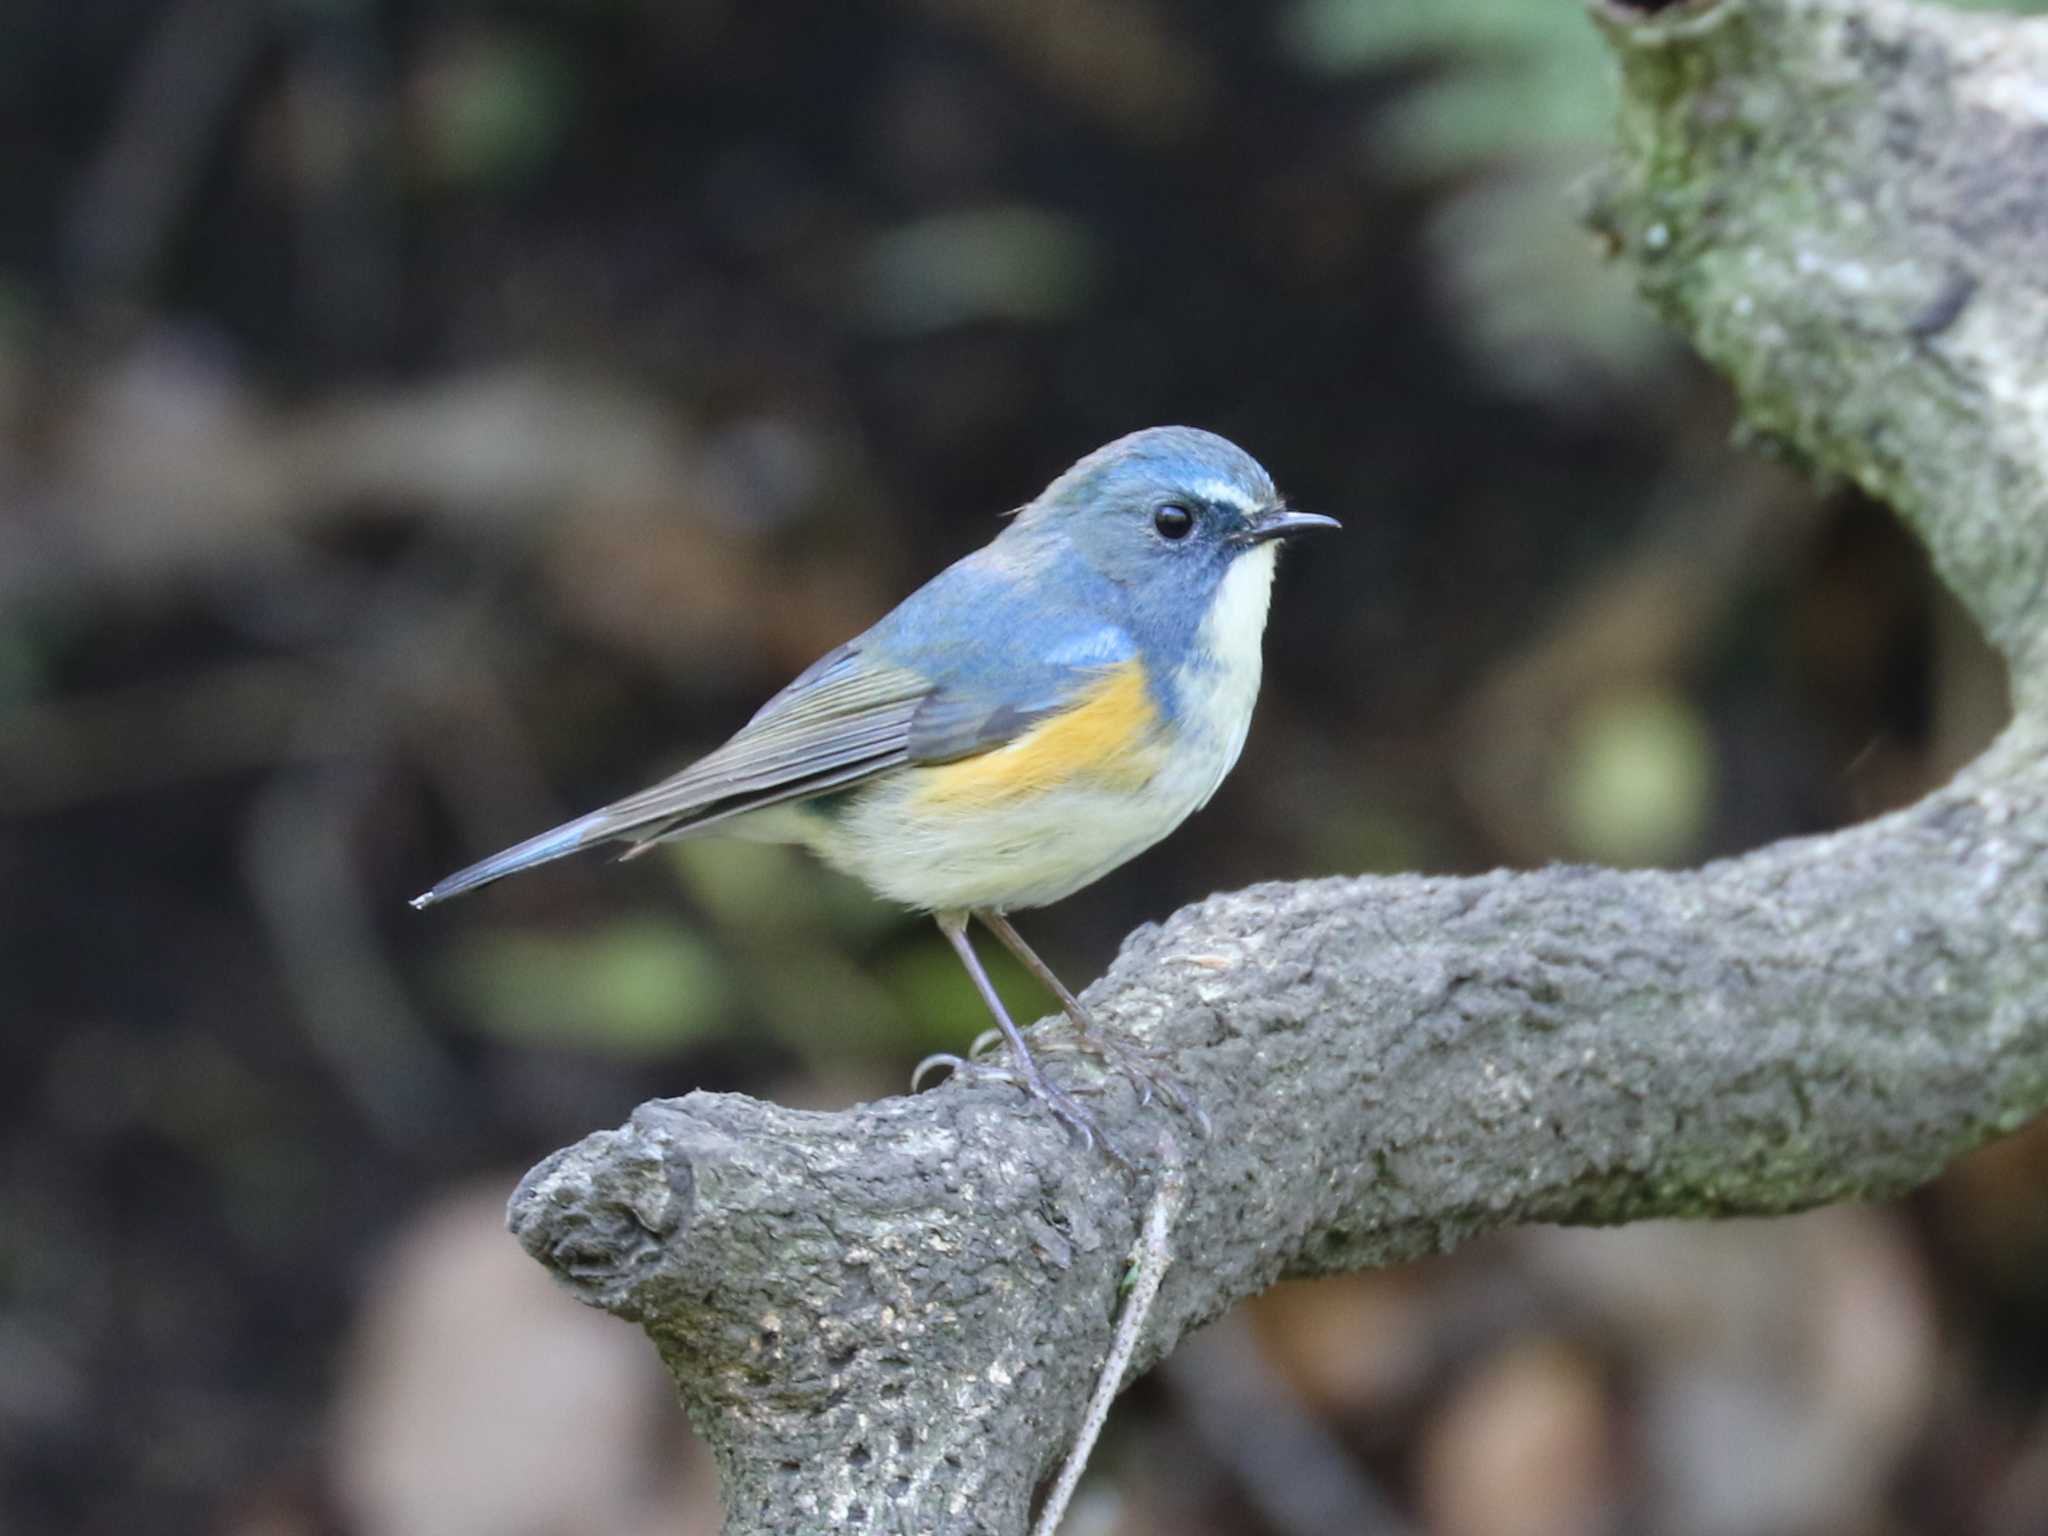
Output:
[1153, 503, 1194, 540]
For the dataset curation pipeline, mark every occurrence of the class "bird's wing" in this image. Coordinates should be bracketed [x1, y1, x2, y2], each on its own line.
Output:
[902, 689, 1064, 764]
[411, 544, 1138, 907]
[411, 643, 932, 905]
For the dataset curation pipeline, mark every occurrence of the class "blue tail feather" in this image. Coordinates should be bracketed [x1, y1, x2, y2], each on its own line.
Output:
[409, 811, 610, 908]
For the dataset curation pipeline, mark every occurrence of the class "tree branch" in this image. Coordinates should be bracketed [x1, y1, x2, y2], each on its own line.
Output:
[1584, 0, 2048, 691]
[507, 2, 2048, 1531]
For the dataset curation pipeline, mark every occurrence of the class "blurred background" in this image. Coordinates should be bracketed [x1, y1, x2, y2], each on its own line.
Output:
[3, 1, 2044, 1533]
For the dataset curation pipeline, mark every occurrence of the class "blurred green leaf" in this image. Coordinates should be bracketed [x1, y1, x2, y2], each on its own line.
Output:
[1286, 0, 1586, 68]
[1315, 797, 1439, 879]
[738, 944, 926, 1064]
[418, 32, 575, 189]
[668, 839, 823, 932]
[1282, 0, 1612, 175]
[1425, 165, 1670, 395]
[1280, 0, 1666, 397]
[854, 207, 1097, 333]
[1557, 685, 1715, 868]
[666, 838, 905, 943]
[1375, 57, 1611, 177]
[445, 918, 730, 1056]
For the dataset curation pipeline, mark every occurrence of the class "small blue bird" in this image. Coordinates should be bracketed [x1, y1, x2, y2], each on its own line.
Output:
[413, 426, 1337, 1150]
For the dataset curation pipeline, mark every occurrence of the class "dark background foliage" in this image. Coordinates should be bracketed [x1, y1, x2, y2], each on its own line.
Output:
[2, 2, 2041, 1533]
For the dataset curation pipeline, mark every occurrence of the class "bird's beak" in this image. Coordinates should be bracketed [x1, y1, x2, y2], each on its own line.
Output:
[1239, 506, 1342, 545]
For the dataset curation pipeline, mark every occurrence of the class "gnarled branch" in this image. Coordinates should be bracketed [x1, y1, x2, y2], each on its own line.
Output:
[507, 2, 2048, 1531]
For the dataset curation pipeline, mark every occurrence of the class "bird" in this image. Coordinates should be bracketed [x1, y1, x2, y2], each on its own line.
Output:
[412, 426, 1337, 1154]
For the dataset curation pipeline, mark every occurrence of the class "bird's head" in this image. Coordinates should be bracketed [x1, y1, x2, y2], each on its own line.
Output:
[1015, 426, 1338, 652]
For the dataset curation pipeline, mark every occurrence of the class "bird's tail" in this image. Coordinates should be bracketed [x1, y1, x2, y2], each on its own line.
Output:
[410, 726, 908, 910]
[408, 811, 612, 908]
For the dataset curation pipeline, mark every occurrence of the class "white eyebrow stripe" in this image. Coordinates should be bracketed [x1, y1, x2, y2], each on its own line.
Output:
[1186, 478, 1259, 513]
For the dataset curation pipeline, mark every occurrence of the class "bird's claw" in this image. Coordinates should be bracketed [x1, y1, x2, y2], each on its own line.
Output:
[1063, 1024, 1210, 1137]
[911, 1041, 1133, 1167]
[1025, 1071, 1135, 1167]
[910, 1051, 1018, 1092]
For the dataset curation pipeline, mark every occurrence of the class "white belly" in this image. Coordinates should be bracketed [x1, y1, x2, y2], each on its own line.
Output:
[793, 726, 1239, 912]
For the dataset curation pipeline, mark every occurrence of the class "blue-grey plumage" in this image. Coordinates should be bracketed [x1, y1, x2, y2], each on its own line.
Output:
[411, 426, 1337, 1154]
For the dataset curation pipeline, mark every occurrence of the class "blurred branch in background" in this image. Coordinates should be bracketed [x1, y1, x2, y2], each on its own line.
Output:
[1162, 1311, 1417, 1536]
[64, 0, 264, 321]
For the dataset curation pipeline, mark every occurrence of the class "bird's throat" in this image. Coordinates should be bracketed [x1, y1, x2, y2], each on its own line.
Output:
[1202, 541, 1279, 669]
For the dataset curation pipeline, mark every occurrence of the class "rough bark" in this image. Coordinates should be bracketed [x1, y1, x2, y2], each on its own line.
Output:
[507, 2, 2048, 1531]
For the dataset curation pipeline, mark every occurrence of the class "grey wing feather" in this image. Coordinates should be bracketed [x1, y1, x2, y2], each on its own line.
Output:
[411, 645, 932, 905]
[904, 691, 1059, 765]
[603, 646, 926, 826]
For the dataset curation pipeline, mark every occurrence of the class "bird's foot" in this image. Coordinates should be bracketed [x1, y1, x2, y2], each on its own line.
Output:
[909, 1027, 1010, 1091]
[1019, 1061, 1133, 1167]
[970, 1015, 1211, 1137]
[909, 1050, 1014, 1093]
[1054, 1019, 1211, 1138]
[911, 1037, 1132, 1167]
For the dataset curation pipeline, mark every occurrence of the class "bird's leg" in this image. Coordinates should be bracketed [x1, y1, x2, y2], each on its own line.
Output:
[974, 909, 1207, 1133]
[919, 910, 1128, 1164]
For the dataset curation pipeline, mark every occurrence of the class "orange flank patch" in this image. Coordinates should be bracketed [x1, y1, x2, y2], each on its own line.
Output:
[913, 661, 1162, 809]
